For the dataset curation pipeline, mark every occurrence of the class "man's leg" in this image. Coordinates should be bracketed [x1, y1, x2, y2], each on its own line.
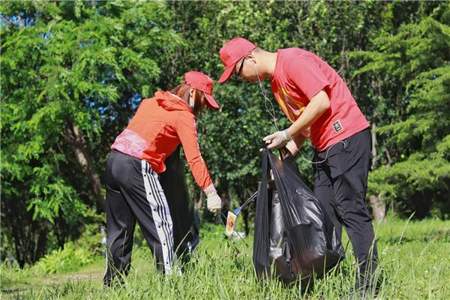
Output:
[330, 131, 378, 292]
[333, 171, 378, 291]
[314, 164, 345, 257]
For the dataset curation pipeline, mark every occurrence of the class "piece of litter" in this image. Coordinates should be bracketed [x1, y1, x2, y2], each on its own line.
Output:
[225, 211, 237, 237]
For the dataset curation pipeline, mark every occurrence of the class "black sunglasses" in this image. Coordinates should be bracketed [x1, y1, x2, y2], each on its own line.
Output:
[235, 57, 245, 78]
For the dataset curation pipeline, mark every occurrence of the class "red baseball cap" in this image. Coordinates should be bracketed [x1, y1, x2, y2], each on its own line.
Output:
[184, 71, 220, 110]
[218, 37, 256, 84]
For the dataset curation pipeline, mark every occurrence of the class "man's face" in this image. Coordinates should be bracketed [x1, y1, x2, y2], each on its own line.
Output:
[234, 56, 260, 83]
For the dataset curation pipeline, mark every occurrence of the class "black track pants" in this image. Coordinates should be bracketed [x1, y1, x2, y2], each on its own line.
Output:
[103, 150, 174, 286]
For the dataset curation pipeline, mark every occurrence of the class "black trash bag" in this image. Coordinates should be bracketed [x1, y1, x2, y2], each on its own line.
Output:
[159, 146, 200, 265]
[253, 149, 343, 284]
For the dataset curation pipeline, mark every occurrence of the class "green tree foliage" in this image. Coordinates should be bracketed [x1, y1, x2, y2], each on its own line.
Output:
[1, 0, 183, 265]
[353, 3, 450, 218]
[1, 0, 449, 265]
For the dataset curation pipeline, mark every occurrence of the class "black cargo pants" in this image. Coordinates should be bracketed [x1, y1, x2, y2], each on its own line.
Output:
[313, 128, 378, 289]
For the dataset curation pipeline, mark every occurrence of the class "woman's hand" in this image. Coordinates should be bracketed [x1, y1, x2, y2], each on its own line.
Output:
[207, 193, 222, 213]
[204, 184, 222, 213]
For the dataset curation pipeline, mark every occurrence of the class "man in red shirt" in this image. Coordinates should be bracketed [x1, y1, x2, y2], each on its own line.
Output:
[218, 37, 378, 292]
[104, 71, 222, 285]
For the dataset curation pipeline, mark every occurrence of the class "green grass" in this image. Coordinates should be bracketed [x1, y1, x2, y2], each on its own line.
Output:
[1, 218, 449, 299]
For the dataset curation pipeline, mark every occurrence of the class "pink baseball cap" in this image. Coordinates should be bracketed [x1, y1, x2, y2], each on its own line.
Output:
[184, 71, 220, 110]
[218, 37, 256, 83]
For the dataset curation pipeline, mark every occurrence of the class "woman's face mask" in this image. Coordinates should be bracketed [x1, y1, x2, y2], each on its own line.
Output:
[189, 96, 195, 109]
[188, 89, 206, 115]
[188, 88, 196, 108]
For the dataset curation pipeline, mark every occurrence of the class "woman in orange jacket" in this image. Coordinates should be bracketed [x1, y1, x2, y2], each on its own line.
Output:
[103, 71, 221, 285]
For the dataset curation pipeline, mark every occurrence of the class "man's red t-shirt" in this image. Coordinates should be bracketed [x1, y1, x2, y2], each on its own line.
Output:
[271, 48, 369, 151]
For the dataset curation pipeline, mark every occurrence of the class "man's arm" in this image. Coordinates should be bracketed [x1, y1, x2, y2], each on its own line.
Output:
[284, 133, 308, 157]
[286, 90, 330, 138]
[264, 90, 330, 149]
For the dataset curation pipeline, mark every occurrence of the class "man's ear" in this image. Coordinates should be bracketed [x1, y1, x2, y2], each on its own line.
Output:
[247, 54, 257, 64]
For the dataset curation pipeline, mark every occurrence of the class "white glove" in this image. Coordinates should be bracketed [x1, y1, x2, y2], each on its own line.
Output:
[207, 193, 222, 213]
[204, 185, 222, 213]
[263, 129, 291, 149]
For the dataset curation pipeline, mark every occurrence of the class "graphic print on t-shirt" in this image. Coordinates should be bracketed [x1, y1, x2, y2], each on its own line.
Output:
[273, 86, 310, 137]
[274, 86, 306, 122]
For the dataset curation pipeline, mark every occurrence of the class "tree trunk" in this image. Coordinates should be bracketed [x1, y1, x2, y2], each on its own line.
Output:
[369, 194, 386, 223]
[3, 195, 50, 266]
[371, 122, 378, 168]
[368, 122, 385, 222]
[33, 225, 49, 263]
[66, 122, 104, 211]
[412, 191, 432, 219]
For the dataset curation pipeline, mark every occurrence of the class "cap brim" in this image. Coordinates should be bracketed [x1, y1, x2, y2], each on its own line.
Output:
[218, 65, 235, 84]
[205, 94, 220, 110]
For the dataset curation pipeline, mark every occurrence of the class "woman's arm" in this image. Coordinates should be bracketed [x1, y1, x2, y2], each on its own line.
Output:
[175, 112, 221, 212]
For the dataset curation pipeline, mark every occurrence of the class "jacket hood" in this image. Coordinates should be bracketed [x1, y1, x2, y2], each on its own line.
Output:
[155, 91, 192, 112]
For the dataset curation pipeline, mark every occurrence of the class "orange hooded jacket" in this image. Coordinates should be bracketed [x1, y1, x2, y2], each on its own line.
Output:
[111, 91, 212, 190]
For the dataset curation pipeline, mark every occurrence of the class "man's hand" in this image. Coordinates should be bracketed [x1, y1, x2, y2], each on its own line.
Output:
[263, 129, 291, 149]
